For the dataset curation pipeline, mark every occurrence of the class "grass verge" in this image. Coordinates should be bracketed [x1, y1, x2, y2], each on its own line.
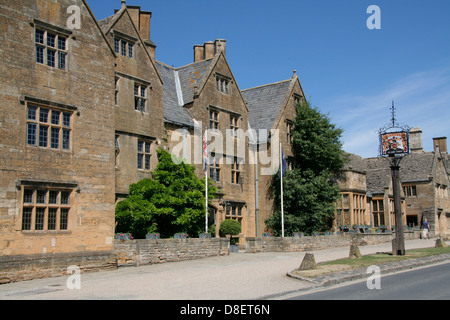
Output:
[293, 246, 450, 279]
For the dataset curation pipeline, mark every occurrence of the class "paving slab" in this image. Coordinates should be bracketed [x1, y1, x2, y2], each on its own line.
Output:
[0, 238, 439, 300]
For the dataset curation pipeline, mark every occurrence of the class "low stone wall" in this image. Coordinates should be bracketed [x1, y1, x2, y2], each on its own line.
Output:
[0, 251, 117, 284]
[114, 237, 230, 267]
[245, 231, 422, 253]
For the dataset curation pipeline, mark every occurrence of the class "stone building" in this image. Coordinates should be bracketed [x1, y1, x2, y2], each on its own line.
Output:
[336, 129, 450, 238]
[155, 41, 256, 239]
[241, 73, 305, 234]
[2, 0, 447, 282]
[0, 0, 117, 272]
[98, 4, 164, 198]
[0, 0, 308, 262]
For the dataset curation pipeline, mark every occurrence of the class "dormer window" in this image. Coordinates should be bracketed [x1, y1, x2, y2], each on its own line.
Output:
[114, 36, 135, 58]
[216, 74, 231, 94]
[293, 93, 303, 107]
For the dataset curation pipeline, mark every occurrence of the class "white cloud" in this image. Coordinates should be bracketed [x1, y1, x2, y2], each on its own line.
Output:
[326, 66, 450, 158]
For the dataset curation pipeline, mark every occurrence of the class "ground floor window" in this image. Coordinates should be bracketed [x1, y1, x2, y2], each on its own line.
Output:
[225, 202, 244, 224]
[21, 187, 71, 231]
[372, 199, 385, 227]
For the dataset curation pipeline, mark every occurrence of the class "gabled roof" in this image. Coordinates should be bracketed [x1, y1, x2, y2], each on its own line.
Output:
[177, 59, 214, 105]
[98, 5, 163, 84]
[79, 0, 117, 58]
[156, 54, 232, 128]
[242, 79, 294, 143]
[155, 60, 206, 127]
[98, 6, 126, 34]
[343, 152, 436, 195]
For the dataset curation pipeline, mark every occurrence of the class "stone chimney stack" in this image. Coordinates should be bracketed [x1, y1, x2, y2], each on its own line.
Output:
[193, 39, 227, 62]
[194, 45, 204, 62]
[126, 6, 156, 60]
[409, 127, 423, 153]
[214, 39, 227, 56]
[433, 137, 448, 153]
[204, 41, 215, 60]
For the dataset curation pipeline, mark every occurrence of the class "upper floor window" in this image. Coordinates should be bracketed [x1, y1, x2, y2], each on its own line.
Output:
[293, 94, 303, 107]
[231, 157, 241, 184]
[230, 115, 239, 137]
[27, 104, 72, 151]
[403, 185, 417, 197]
[134, 83, 147, 112]
[209, 110, 219, 131]
[115, 135, 120, 168]
[114, 37, 134, 58]
[35, 29, 67, 70]
[216, 76, 230, 94]
[286, 120, 294, 145]
[209, 153, 221, 182]
[115, 77, 120, 105]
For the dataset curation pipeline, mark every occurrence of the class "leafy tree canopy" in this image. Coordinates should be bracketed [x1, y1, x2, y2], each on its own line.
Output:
[265, 99, 347, 235]
[115, 149, 217, 238]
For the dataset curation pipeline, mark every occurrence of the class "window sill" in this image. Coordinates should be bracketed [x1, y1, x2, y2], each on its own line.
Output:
[21, 230, 72, 235]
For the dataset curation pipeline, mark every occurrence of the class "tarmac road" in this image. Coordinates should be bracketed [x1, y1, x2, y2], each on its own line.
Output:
[0, 238, 439, 300]
[284, 261, 450, 300]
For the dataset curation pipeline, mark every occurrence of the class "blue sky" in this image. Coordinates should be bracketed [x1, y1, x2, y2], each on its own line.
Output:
[89, 0, 450, 158]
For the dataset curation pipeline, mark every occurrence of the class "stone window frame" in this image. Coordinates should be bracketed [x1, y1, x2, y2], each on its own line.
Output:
[230, 156, 242, 184]
[215, 73, 231, 95]
[115, 135, 120, 168]
[286, 119, 294, 145]
[403, 185, 418, 197]
[209, 109, 220, 131]
[24, 98, 74, 152]
[209, 152, 221, 182]
[225, 201, 245, 223]
[115, 72, 151, 113]
[335, 193, 351, 226]
[115, 76, 120, 105]
[18, 181, 76, 233]
[137, 139, 152, 171]
[33, 19, 71, 71]
[372, 199, 385, 227]
[352, 193, 367, 226]
[293, 93, 303, 107]
[134, 83, 148, 112]
[229, 114, 239, 138]
[113, 30, 136, 59]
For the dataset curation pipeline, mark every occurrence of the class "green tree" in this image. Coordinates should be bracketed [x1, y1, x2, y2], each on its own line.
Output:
[115, 149, 217, 238]
[265, 99, 347, 235]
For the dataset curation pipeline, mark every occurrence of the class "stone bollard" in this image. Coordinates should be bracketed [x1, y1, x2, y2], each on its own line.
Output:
[349, 244, 362, 259]
[435, 238, 447, 248]
[299, 253, 317, 270]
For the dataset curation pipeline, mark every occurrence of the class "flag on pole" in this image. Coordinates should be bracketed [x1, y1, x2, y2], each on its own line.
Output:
[279, 147, 287, 179]
[203, 131, 208, 233]
[203, 132, 208, 174]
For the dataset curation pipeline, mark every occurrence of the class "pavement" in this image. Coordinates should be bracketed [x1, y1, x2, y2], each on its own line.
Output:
[0, 238, 447, 300]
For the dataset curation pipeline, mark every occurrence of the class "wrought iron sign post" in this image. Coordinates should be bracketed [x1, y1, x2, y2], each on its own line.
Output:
[379, 102, 410, 256]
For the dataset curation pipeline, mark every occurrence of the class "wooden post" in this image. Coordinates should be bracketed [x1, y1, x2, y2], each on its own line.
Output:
[391, 163, 405, 255]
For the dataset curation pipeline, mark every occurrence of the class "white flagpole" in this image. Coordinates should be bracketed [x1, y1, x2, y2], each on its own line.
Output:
[280, 142, 285, 238]
[204, 130, 208, 234]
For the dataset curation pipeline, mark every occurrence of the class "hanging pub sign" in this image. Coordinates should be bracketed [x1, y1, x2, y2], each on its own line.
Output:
[380, 131, 410, 156]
